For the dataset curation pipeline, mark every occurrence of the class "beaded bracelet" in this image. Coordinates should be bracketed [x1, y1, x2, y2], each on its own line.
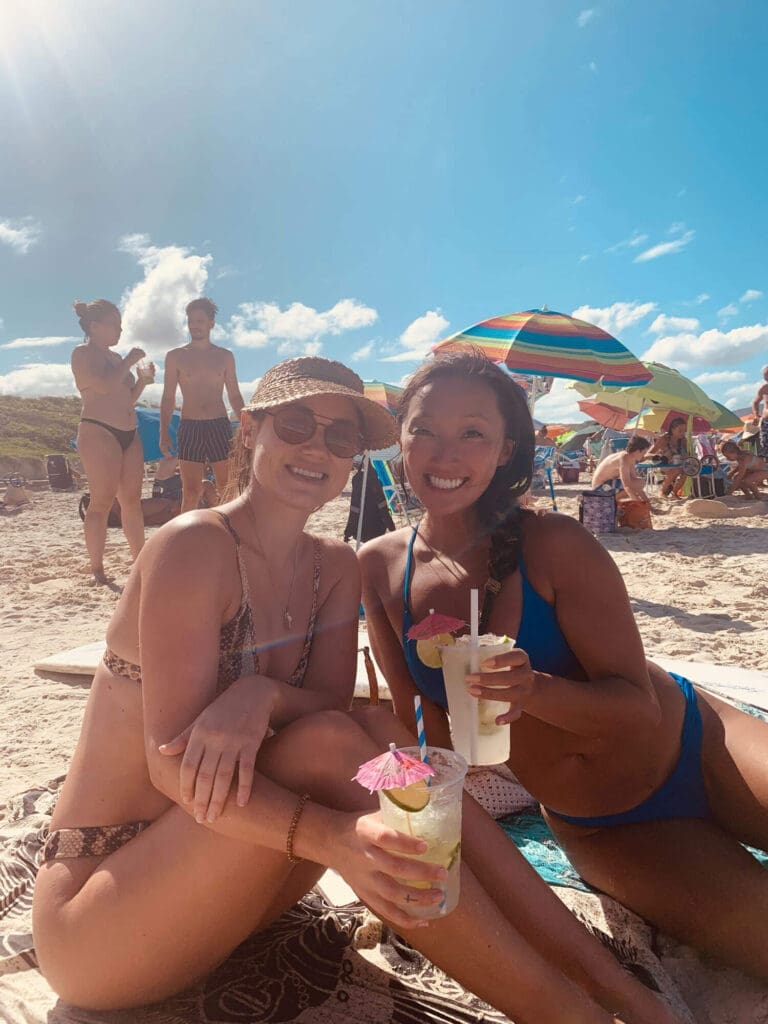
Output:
[286, 792, 311, 865]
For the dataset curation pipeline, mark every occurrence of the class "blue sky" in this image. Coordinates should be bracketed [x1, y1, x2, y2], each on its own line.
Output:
[1, 0, 766, 422]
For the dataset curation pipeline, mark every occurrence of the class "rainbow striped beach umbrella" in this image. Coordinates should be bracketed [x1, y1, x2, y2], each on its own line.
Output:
[432, 308, 653, 387]
[363, 380, 404, 415]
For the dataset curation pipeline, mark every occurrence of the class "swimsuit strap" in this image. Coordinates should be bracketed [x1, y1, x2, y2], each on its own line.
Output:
[403, 525, 419, 611]
[287, 537, 322, 687]
[213, 510, 251, 603]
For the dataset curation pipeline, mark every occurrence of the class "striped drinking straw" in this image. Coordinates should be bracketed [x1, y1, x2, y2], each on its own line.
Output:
[413, 694, 430, 779]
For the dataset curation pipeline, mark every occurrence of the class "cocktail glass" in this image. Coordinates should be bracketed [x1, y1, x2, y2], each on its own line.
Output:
[376, 746, 467, 919]
[438, 635, 515, 765]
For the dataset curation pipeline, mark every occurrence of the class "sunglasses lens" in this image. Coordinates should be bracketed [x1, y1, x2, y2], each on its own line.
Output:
[273, 408, 315, 445]
[325, 423, 362, 459]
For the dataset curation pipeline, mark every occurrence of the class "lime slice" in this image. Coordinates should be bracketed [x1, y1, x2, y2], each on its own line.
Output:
[383, 778, 430, 812]
[445, 840, 461, 870]
[416, 632, 454, 669]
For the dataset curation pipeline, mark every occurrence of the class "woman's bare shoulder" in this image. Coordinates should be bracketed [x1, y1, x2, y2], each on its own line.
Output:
[357, 526, 412, 572]
[139, 510, 236, 577]
[521, 509, 606, 573]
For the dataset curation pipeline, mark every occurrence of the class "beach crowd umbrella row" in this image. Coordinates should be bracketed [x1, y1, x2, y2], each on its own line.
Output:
[569, 362, 727, 433]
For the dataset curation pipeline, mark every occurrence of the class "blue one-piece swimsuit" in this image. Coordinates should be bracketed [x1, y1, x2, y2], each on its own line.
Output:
[401, 525, 712, 828]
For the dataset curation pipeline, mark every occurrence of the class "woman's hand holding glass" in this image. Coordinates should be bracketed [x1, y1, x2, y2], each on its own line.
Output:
[465, 647, 536, 724]
[332, 811, 447, 931]
[158, 677, 277, 823]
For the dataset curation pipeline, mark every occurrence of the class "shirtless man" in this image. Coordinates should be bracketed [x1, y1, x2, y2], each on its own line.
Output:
[160, 298, 244, 511]
[591, 435, 651, 500]
[751, 364, 768, 458]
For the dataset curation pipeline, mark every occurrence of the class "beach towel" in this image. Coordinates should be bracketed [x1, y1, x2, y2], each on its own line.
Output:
[2, 775, 768, 1023]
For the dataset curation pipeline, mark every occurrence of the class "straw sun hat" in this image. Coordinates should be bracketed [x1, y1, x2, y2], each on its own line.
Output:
[245, 356, 397, 451]
[741, 420, 760, 440]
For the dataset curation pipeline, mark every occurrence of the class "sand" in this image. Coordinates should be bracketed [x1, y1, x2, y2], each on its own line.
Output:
[2, 479, 766, 804]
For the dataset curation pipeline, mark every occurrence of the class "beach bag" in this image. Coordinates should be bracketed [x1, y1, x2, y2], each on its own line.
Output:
[46, 454, 75, 490]
[78, 493, 122, 527]
[617, 498, 653, 530]
[557, 466, 580, 484]
[578, 490, 616, 534]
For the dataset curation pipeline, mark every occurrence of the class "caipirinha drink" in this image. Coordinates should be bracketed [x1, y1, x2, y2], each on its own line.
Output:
[377, 747, 467, 919]
[438, 634, 515, 765]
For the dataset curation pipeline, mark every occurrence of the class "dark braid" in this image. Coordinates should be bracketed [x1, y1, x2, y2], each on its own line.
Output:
[397, 348, 536, 628]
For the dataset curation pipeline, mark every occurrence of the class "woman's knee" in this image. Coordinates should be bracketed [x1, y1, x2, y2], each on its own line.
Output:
[261, 711, 372, 797]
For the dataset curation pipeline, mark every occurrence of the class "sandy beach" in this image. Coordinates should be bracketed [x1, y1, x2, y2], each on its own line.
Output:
[2, 480, 766, 805]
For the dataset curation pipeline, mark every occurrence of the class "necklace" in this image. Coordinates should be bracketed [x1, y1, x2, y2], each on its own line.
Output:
[418, 533, 470, 585]
[417, 527, 501, 627]
[243, 500, 301, 631]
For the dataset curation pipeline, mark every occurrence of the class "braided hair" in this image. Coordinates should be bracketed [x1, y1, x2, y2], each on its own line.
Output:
[396, 349, 535, 627]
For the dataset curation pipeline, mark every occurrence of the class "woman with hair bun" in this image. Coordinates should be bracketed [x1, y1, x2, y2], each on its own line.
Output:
[71, 299, 155, 582]
[360, 348, 768, 983]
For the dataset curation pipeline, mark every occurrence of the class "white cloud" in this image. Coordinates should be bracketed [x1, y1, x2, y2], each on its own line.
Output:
[578, 254, 590, 264]
[571, 301, 656, 335]
[0, 217, 42, 254]
[572, 194, 586, 205]
[647, 314, 700, 334]
[642, 322, 768, 369]
[381, 310, 450, 362]
[226, 298, 377, 354]
[693, 370, 747, 386]
[694, 293, 710, 304]
[534, 379, 587, 423]
[0, 362, 76, 397]
[577, 9, 597, 28]
[351, 341, 375, 361]
[740, 289, 763, 304]
[0, 335, 78, 350]
[634, 230, 695, 263]
[118, 234, 212, 359]
[724, 382, 760, 409]
[668, 221, 686, 235]
[605, 231, 648, 254]
[717, 303, 738, 320]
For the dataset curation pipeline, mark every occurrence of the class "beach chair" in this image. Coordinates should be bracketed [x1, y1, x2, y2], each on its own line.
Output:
[369, 450, 419, 523]
[532, 445, 556, 489]
[555, 450, 581, 483]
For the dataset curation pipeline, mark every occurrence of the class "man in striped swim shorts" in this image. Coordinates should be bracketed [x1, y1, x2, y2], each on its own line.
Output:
[160, 298, 245, 511]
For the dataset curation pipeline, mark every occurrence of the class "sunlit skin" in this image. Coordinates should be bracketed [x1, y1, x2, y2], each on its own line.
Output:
[160, 307, 245, 509]
[70, 307, 154, 582]
[360, 367, 768, 984]
[33, 376, 647, 1023]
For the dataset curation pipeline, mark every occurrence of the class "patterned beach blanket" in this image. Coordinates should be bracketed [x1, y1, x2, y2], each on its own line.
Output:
[2, 779, 768, 1024]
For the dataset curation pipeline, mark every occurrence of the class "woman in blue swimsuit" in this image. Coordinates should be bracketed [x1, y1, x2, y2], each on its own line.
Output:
[360, 349, 768, 980]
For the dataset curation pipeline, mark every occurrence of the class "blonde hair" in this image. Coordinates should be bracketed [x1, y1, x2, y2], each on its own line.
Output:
[73, 299, 120, 338]
[222, 413, 259, 501]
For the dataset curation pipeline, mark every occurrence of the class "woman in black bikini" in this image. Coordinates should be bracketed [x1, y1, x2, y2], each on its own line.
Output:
[34, 356, 672, 1024]
[71, 299, 155, 582]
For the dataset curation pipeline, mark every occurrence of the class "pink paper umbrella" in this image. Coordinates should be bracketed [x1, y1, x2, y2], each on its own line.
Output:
[406, 609, 466, 641]
[354, 743, 435, 793]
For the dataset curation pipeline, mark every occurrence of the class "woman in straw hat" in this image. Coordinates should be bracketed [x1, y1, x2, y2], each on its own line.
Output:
[360, 349, 768, 987]
[34, 356, 671, 1023]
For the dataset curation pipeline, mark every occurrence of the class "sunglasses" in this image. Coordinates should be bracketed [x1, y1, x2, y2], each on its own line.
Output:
[267, 405, 366, 459]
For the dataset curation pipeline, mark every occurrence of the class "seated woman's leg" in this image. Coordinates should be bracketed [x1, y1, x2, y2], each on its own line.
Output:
[33, 712, 378, 1009]
[350, 707, 673, 1024]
